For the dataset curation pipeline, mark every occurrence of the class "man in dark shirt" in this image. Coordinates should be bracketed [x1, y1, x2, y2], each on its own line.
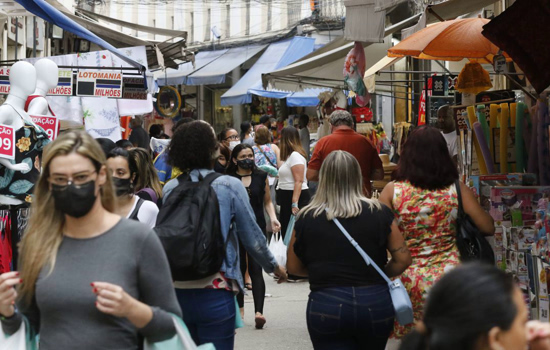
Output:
[307, 110, 383, 196]
[129, 115, 150, 150]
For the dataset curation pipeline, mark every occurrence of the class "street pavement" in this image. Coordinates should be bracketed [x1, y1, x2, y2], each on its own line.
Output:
[234, 273, 313, 350]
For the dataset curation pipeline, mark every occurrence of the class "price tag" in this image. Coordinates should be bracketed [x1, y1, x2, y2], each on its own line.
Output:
[0, 124, 15, 160]
[30, 115, 59, 141]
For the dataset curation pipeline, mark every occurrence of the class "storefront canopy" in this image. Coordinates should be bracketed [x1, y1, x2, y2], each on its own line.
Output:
[15, 0, 145, 71]
[157, 44, 266, 86]
[221, 37, 317, 106]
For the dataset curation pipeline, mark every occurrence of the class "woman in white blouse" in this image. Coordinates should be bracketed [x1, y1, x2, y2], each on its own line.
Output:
[276, 127, 310, 245]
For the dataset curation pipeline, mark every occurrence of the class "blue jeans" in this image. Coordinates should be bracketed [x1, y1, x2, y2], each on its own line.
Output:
[175, 288, 236, 350]
[307, 285, 394, 350]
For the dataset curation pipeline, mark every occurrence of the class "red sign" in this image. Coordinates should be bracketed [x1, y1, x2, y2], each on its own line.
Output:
[0, 124, 15, 160]
[30, 115, 59, 140]
[418, 77, 433, 126]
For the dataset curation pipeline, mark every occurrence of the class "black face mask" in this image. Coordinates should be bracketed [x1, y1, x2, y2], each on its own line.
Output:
[237, 159, 255, 170]
[51, 181, 97, 218]
[214, 161, 226, 174]
[113, 177, 133, 196]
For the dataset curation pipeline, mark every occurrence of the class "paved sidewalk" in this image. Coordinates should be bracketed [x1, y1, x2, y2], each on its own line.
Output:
[234, 274, 313, 350]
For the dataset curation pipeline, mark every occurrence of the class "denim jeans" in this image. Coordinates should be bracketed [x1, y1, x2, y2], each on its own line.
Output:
[175, 288, 236, 350]
[307, 285, 394, 350]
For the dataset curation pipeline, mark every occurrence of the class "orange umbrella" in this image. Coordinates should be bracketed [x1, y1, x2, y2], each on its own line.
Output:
[388, 18, 510, 64]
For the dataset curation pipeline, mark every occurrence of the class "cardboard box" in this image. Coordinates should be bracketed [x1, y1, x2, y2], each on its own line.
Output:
[489, 186, 550, 224]
[469, 174, 537, 211]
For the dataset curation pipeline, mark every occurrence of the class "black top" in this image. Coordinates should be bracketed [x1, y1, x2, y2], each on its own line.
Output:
[294, 202, 395, 291]
[231, 170, 267, 232]
[129, 126, 150, 150]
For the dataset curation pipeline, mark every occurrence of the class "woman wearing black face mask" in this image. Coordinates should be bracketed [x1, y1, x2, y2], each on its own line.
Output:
[106, 147, 159, 229]
[0, 130, 181, 349]
[227, 144, 281, 329]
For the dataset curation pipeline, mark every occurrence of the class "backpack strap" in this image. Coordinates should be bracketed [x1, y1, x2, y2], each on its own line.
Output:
[129, 198, 146, 221]
[137, 188, 158, 204]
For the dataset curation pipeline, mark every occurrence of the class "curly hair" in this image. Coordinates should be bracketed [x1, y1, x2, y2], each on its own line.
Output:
[168, 121, 217, 171]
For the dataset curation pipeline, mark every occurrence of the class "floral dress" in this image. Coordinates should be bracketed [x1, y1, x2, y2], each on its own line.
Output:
[391, 181, 460, 338]
[0, 120, 50, 203]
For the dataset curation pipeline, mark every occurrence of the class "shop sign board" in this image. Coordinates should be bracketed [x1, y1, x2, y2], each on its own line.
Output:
[0, 125, 16, 160]
[122, 77, 148, 100]
[47, 70, 73, 96]
[0, 68, 10, 94]
[431, 75, 446, 96]
[76, 71, 122, 98]
[31, 115, 59, 141]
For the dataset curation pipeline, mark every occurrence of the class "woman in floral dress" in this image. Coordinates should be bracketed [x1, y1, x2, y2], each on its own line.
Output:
[380, 126, 494, 340]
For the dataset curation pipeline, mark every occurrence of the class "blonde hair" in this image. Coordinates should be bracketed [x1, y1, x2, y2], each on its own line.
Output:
[18, 130, 116, 304]
[299, 151, 380, 220]
[130, 148, 163, 199]
[279, 126, 306, 161]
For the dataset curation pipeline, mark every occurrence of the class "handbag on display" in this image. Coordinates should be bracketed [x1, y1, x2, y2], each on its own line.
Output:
[330, 213, 414, 326]
[0, 316, 37, 350]
[144, 314, 214, 350]
[454, 181, 495, 264]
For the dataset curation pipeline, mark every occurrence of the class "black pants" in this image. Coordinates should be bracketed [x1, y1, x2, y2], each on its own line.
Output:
[278, 188, 311, 242]
[236, 238, 266, 314]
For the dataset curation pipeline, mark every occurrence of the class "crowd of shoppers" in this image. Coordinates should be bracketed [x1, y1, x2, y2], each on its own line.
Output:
[0, 109, 527, 350]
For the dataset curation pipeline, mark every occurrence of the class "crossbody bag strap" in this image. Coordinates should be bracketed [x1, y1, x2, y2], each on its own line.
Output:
[257, 145, 277, 168]
[331, 213, 392, 285]
[454, 180, 465, 219]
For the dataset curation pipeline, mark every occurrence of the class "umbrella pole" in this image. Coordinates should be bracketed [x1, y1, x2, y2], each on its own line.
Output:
[424, 74, 429, 126]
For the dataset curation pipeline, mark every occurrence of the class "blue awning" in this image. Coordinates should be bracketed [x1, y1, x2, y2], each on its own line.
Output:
[221, 37, 316, 106]
[15, 0, 145, 71]
[286, 89, 330, 107]
[157, 44, 266, 86]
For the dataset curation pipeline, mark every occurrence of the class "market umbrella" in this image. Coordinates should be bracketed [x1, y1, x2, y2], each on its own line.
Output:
[388, 17, 510, 64]
[482, 0, 550, 94]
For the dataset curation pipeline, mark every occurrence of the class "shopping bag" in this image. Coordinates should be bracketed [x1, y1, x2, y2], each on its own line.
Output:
[0, 316, 38, 350]
[268, 232, 287, 268]
[144, 314, 215, 350]
[283, 215, 295, 246]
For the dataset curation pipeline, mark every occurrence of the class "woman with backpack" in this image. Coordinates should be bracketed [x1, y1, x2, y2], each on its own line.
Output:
[161, 121, 287, 350]
[106, 147, 159, 228]
[0, 130, 181, 348]
[227, 143, 281, 329]
[129, 147, 163, 205]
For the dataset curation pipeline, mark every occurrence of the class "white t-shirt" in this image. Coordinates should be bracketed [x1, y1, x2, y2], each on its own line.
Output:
[276, 151, 308, 191]
[442, 131, 458, 157]
[125, 196, 159, 229]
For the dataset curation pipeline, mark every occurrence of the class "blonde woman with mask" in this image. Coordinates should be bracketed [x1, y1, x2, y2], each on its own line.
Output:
[287, 151, 412, 350]
[0, 130, 181, 349]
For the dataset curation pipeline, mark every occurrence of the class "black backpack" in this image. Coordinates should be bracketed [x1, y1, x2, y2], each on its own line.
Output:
[154, 172, 225, 281]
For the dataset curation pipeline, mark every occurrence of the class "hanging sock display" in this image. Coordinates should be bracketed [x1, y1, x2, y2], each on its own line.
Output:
[499, 103, 510, 174]
[515, 103, 527, 173]
[473, 122, 496, 174]
[536, 99, 550, 185]
[468, 106, 488, 175]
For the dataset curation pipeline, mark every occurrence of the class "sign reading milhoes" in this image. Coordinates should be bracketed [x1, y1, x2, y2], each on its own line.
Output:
[76, 71, 122, 98]
[122, 77, 148, 100]
[0, 68, 10, 94]
[47, 70, 73, 96]
[30, 115, 59, 141]
[0, 124, 16, 160]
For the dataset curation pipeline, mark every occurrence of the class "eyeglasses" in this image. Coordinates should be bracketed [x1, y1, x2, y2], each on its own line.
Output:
[224, 135, 240, 141]
[49, 170, 97, 188]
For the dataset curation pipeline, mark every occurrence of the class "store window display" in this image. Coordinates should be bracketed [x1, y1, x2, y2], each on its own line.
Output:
[0, 61, 50, 205]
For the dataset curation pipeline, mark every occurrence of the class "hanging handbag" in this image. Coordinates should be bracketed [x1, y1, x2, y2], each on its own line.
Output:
[143, 314, 214, 350]
[331, 215, 414, 325]
[283, 215, 296, 246]
[0, 316, 38, 350]
[454, 181, 495, 264]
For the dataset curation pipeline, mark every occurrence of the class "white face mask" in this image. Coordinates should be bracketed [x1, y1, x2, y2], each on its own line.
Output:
[229, 141, 240, 151]
[250, 131, 255, 139]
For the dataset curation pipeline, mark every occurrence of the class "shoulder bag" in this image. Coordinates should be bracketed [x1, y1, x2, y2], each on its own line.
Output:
[454, 181, 495, 264]
[330, 214, 414, 325]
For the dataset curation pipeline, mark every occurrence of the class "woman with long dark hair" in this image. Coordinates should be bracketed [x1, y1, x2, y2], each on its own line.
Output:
[227, 143, 281, 329]
[380, 126, 494, 341]
[276, 127, 310, 244]
[240, 122, 255, 146]
[400, 263, 550, 350]
[287, 151, 411, 349]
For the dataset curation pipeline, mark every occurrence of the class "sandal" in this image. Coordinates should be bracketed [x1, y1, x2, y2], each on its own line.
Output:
[245, 283, 253, 290]
[255, 313, 266, 329]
